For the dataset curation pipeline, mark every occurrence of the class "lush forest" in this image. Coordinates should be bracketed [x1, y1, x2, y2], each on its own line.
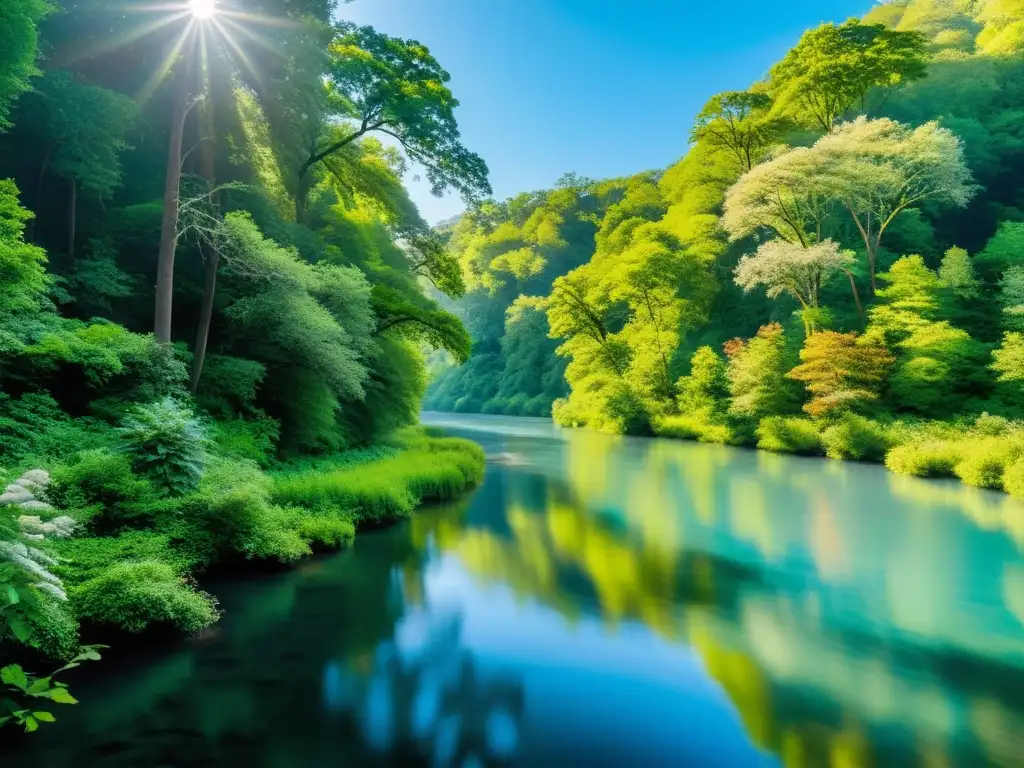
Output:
[427, 0, 1024, 496]
[0, 0, 488, 731]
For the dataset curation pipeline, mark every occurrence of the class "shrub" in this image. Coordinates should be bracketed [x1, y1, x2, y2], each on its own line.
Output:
[23, 599, 80, 662]
[195, 354, 266, 417]
[821, 414, 891, 461]
[974, 412, 1011, 437]
[211, 415, 280, 467]
[48, 449, 157, 531]
[1004, 459, 1024, 499]
[654, 411, 736, 444]
[0, 393, 114, 464]
[174, 457, 303, 566]
[885, 441, 962, 477]
[52, 531, 188, 587]
[73, 560, 218, 635]
[117, 397, 208, 494]
[756, 417, 822, 455]
[295, 509, 355, 551]
[954, 437, 1024, 491]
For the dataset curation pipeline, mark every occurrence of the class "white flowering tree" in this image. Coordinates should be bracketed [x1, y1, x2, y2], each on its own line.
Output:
[735, 239, 857, 334]
[722, 146, 836, 246]
[724, 117, 976, 295]
[816, 118, 977, 291]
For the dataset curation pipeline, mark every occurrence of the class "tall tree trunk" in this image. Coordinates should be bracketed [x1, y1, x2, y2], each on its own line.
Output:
[67, 177, 76, 257]
[294, 169, 310, 224]
[154, 79, 191, 344]
[845, 270, 865, 328]
[190, 94, 218, 394]
[27, 141, 55, 243]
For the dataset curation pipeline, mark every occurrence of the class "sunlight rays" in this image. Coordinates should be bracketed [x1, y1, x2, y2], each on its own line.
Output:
[59, 1, 301, 107]
[135, 20, 197, 103]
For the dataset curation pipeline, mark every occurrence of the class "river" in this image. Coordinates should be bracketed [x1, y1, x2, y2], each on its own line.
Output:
[6, 413, 1024, 766]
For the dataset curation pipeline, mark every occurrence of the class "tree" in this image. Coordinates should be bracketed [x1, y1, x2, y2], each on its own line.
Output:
[734, 239, 857, 334]
[0, 179, 47, 319]
[547, 267, 610, 347]
[21, 71, 136, 252]
[1000, 266, 1024, 331]
[722, 146, 835, 246]
[938, 246, 980, 300]
[889, 321, 990, 415]
[676, 346, 729, 415]
[724, 323, 799, 420]
[691, 90, 788, 172]
[291, 22, 490, 221]
[770, 19, 928, 133]
[867, 255, 942, 344]
[787, 331, 894, 418]
[817, 117, 976, 290]
[604, 225, 714, 400]
[0, 0, 49, 129]
[977, 221, 1024, 276]
[992, 332, 1024, 385]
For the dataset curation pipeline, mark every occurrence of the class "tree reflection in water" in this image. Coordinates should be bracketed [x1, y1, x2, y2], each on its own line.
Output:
[326, 612, 524, 767]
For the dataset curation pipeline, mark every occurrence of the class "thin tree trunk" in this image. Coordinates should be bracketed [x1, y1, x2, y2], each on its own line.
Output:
[190, 94, 218, 394]
[191, 247, 219, 393]
[67, 177, 76, 257]
[844, 270, 865, 328]
[27, 141, 56, 243]
[154, 79, 191, 344]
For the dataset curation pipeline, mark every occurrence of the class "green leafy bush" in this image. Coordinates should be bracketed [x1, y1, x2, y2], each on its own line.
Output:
[820, 414, 891, 461]
[655, 412, 736, 444]
[756, 417, 822, 455]
[48, 449, 157, 531]
[0, 393, 113, 464]
[1003, 459, 1024, 498]
[117, 397, 207, 494]
[953, 437, 1024, 490]
[295, 510, 356, 551]
[73, 561, 218, 635]
[52, 531, 189, 587]
[196, 354, 267, 417]
[885, 441, 962, 477]
[211, 415, 280, 467]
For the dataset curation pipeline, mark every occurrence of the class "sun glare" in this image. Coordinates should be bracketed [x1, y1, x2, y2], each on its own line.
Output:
[188, 0, 217, 20]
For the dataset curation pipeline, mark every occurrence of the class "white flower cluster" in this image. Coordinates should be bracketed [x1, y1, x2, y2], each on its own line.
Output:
[1, 469, 72, 602]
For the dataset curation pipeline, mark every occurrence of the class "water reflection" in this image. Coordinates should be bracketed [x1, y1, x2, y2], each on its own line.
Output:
[5, 413, 1024, 767]
[336, 613, 524, 766]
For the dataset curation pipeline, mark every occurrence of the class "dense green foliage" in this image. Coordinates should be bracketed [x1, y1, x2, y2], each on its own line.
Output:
[0, 0, 489, 730]
[432, 0, 1024, 501]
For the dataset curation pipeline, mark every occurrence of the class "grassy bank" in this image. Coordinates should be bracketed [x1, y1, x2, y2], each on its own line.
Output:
[2, 427, 484, 666]
[653, 411, 1024, 499]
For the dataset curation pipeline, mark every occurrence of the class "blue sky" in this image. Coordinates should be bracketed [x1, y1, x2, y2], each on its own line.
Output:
[342, 0, 874, 224]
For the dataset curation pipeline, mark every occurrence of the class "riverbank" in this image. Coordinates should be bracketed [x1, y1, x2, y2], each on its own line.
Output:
[2, 427, 485, 667]
[653, 410, 1024, 499]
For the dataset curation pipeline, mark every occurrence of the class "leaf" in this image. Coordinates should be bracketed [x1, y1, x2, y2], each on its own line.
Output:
[53, 662, 79, 674]
[4, 584, 19, 605]
[0, 715, 11, 726]
[24, 715, 38, 732]
[48, 689, 78, 705]
[1, 665, 28, 691]
[27, 677, 52, 694]
[32, 711, 55, 723]
[8, 615, 31, 643]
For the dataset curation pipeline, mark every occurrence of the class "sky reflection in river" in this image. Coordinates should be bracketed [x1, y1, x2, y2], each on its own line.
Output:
[6, 413, 1024, 766]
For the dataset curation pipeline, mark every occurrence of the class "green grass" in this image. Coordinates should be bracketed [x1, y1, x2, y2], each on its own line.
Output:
[272, 431, 486, 525]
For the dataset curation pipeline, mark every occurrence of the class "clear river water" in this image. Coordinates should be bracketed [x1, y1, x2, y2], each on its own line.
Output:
[5, 413, 1024, 767]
